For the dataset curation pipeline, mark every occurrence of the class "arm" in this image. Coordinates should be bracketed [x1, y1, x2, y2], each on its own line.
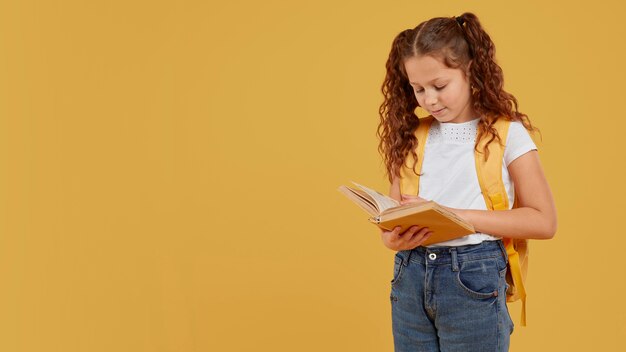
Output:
[445, 150, 557, 240]
[389, 175, 402, 203]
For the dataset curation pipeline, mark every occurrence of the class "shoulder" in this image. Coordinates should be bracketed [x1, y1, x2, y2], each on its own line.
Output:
[503, 120, 538, 167]
[506, 120, 530, 138]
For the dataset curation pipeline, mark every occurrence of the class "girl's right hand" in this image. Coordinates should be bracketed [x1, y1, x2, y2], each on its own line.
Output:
[380, 226, 432, 251]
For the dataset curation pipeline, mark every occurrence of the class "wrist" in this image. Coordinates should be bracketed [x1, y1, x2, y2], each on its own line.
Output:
[444, 206, 473, 226]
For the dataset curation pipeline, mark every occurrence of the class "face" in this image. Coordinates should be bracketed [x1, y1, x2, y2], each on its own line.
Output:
[403, 55, 477, 123]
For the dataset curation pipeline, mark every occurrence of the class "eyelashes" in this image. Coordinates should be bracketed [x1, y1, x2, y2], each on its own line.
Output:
[414, 85, 447, 93]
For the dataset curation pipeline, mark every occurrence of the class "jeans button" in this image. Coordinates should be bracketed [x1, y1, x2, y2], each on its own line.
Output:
[428, 253, 437, 260]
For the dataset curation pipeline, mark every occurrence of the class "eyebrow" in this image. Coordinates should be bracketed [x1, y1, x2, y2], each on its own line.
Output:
[409, 77, 446, 85]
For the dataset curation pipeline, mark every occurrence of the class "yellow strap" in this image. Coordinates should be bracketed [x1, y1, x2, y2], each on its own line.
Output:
[399, 116, 434, 196]
[508, 195, 528, 326]
[506, 243, 527, 326]
[475, 118, 528, 327]
[474, 119, 509, 211]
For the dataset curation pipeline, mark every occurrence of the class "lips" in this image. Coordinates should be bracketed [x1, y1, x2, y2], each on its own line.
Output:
[432, 108, 446, 115]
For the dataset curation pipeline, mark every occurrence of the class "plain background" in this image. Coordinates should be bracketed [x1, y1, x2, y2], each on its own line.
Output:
[1, 0, 624, 351]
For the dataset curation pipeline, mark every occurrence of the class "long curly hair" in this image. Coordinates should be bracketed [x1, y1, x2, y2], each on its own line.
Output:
[377, 12, 539, 183]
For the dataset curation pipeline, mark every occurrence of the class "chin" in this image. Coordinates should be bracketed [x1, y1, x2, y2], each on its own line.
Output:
[431, 115, 456, 123]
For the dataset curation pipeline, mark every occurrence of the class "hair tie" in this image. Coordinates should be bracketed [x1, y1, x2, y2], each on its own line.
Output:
[454, 16, 473, 58]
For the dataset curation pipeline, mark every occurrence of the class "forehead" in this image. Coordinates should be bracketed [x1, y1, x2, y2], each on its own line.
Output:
[404, 55, 461, 85]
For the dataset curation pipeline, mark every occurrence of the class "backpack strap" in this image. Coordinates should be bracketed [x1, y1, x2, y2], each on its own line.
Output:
[474, 120, 510, 211]
[505, 190, 529, 327]
[399, 116, 434, 196]
[475, 118, 528, 327]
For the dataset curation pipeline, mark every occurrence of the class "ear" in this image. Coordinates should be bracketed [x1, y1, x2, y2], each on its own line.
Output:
[465, 60, 473, 77]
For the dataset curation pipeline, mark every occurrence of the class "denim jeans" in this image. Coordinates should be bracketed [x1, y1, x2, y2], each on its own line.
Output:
[390, 239, 514, 352]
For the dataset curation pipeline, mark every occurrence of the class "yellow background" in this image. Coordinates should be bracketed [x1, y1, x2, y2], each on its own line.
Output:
[0, 0, 623, 351]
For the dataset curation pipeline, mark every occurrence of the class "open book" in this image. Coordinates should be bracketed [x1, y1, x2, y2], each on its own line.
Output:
[337, 181, 475, 246]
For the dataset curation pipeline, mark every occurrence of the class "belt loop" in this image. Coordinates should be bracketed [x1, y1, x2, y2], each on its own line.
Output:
[403, 249, 413, 267]
[450, 248, 459, 272]
[497, 240, 508, 264]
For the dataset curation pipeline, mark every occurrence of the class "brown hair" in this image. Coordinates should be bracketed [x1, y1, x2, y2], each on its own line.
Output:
[377, 12, 539, 183]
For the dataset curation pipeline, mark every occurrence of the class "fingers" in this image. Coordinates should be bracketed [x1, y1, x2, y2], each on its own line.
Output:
[401, 226, 428, 239]
[380, 226, 402, 246]
[400, 226, 431, 249]
[382, 226, 402, 237]
[382, 226, 432, 251]
[409, 227, 432, 245]
[390, 226, 424, 238]
[403, 225, 425, 236]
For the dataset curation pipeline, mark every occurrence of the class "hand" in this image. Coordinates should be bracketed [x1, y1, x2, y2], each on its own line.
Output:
[400, 194, 429, 206]
[380, 225, 433, 251]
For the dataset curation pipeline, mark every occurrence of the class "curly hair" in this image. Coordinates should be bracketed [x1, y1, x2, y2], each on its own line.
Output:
[377, 12, 539, 183]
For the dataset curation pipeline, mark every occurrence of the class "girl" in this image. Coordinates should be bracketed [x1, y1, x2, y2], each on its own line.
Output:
[376, 12, 557, 351]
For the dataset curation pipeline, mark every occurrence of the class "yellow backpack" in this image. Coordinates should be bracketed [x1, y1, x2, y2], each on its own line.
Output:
[399, 115, 528, 327]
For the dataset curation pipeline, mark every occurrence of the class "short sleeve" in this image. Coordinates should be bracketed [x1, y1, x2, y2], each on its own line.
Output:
[504, 121, 537, 167]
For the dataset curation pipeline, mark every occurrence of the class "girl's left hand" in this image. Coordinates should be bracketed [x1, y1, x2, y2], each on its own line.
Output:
[400, 195, 429, 206]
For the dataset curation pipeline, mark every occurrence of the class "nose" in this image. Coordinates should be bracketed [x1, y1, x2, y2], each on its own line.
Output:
[424, 89, 438, 107]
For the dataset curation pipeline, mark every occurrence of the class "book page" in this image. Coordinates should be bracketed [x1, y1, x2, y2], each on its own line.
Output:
[351, 181, 400, 212]
[337, 185, 380, 216]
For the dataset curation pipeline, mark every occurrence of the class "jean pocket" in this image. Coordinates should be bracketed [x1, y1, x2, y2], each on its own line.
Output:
[455, 258, 501, 299]
[390, 253, 405, 286]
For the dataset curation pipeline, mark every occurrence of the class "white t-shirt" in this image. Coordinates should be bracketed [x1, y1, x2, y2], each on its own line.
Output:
[417, 117, 537, 247]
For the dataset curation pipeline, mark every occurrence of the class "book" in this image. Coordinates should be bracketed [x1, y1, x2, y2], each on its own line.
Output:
[337, 181, 475, 246]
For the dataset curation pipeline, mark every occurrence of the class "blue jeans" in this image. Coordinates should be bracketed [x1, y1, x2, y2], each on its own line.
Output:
[390, 239, 514, 352]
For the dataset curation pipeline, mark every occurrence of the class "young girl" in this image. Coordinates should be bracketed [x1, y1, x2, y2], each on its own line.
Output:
[376, 13, 557, 351]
